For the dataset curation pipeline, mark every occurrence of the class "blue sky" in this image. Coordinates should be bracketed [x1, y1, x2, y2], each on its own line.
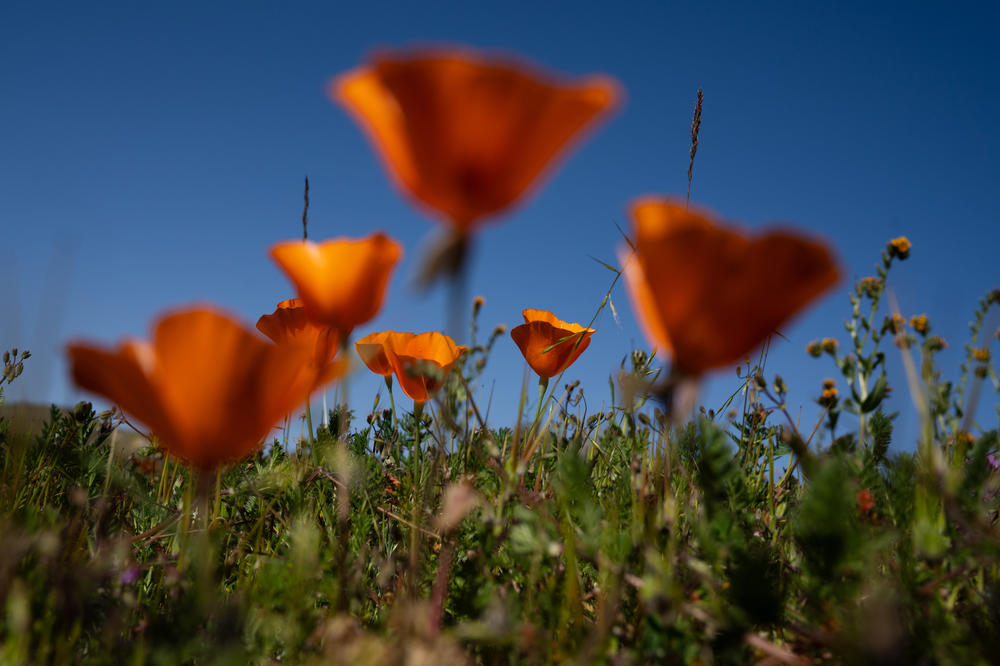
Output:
[2, 1, 998, 449]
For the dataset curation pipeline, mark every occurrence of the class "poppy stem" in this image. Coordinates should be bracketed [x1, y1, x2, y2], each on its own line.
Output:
[446, 234, 470, 344]
[532, 376, 550, 432]
[178, 466, 214, 570]
[385, 375, 398, 440]
[336, 336, 352, 440]
[412, 401, 425, 468]
[528, 376, 550, 442]
[212, 467, 223, 525]
[304, 398, 314, 448]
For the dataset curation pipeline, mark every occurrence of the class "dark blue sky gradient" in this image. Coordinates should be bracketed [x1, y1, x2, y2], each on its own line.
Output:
[3, 1, 998, 448]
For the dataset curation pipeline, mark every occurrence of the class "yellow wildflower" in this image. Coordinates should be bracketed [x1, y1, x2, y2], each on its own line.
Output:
[887, 236, 911, 259]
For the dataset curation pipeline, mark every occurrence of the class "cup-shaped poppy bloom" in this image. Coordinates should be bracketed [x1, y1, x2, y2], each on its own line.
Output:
[270, 233, 402, 336]
[355, 330, 414, 376]
[67, 307, 340, 470]
[256, 298, 347, 387]
[510, 309, 595, 379]
[388, 331, 467, 403]
[332, 47, 621, 232]
[356, 330, 466, 404]
[621, 198, 840, 376]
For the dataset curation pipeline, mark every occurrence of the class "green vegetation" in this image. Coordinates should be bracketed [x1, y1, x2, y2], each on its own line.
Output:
[1, 253, 999, 665]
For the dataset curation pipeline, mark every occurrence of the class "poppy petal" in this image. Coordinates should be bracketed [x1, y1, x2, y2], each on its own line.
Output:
[333, 48, 620, 230]
[355, 330, 414, 377]
[67, 340, 179, 448]
[385, 331, 466, 403]
[625, 199, 840, 375]
[257, 300, 341, 366]
[511, 309, 595, 379]
[68, 307, 338, 470]
[269, 233, 402, 335]
[618, 248, 673, 356]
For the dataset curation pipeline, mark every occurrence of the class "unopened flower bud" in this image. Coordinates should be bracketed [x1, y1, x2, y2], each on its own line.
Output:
[926, 336, 947, 352]
[859, 277, 882, 298]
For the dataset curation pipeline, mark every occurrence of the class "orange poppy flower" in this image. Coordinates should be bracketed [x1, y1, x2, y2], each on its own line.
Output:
[332, 47, 620, 231]
[356, 330, 466, 404]
[256, 298, 347, 387]
[621, 198, 840, 376]
[510, 309, 595, 379]
[67, 307, 340, 469]
[355, 330, 414, 376]
[269, 233, 402, 337]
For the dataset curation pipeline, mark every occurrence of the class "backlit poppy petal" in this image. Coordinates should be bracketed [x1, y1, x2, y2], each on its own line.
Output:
[67, 341, 179, 448]
[386, 331, 466, 403]
[256, 299, 348, 392]
[624, 198, 840, 375]
[333, 48, 620, 231]
[269, 233, 402, 336]
[355, 330, 414, 376]
[68, 307, 338, 469]
[257, 298, 341, 366]
[510, 309, 595, 379]
[618, 248, 673, 355]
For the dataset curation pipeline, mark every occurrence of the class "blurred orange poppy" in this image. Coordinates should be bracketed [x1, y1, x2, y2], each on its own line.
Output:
[621, 198, 840, 376]
[270, 233, 402, 337]
[510, 309, 595, 379]
[356, 330, 466, 404]
[332, 47, 620, 231]
[67, 308, 341, 469]
[256, 298, 346, 387]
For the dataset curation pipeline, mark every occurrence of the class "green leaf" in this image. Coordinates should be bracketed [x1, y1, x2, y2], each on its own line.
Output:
[860, 375, 888, 413]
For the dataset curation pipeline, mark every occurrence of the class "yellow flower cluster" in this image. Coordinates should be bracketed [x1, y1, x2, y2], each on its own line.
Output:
[806, 338, 839, 358]
[859, 276, 882, 298]
[887, 236, 912, 259]
[819, 378, 838, 405]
